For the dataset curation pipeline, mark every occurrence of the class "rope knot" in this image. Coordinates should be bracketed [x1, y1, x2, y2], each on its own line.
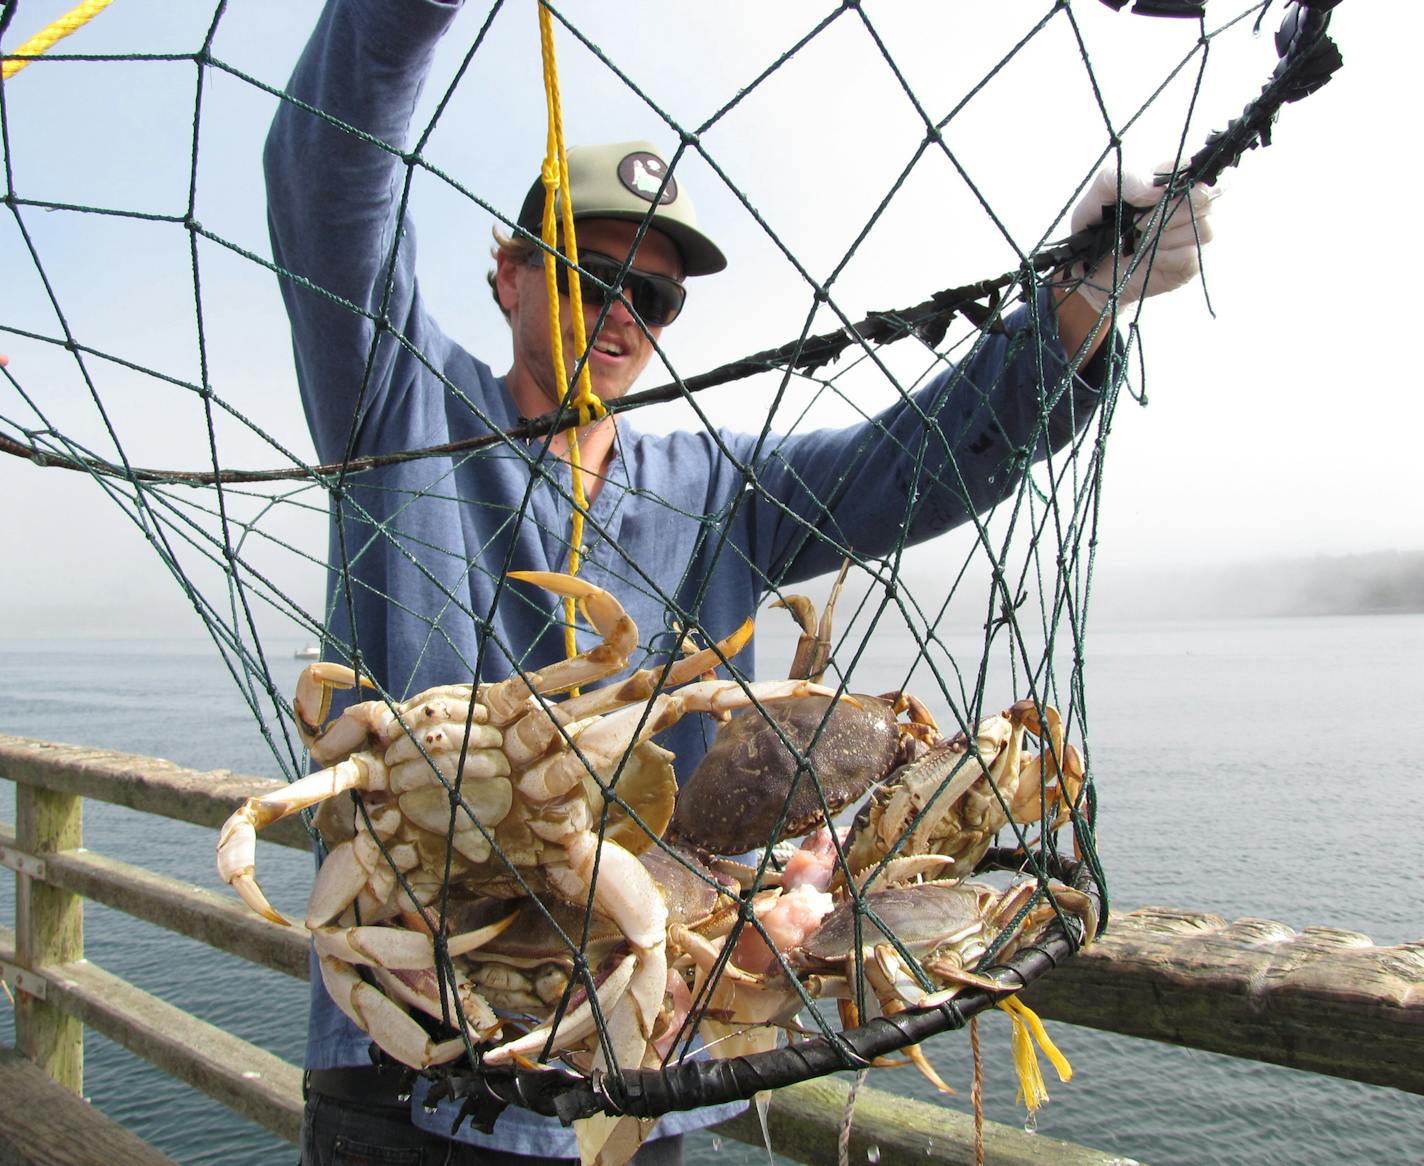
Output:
[568, 390, 607, 429]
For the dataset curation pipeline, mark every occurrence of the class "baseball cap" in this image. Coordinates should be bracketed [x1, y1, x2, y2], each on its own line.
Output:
[515, 141, 727, 277]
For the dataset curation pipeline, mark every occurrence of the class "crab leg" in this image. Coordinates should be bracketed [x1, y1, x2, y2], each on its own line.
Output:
[480, 952, 639, 1065]
[294, 662, 382, 762]
[216, 753, 388, 925]
[500, 618, 755, 771]
[309, 907, 519, 969]
[872, 944, 1007, 1010]
[1014, 704, 1088, 845]
[774, 556, 852, 683]
[318, 955, 473, 1070]
[483, 572, 642, 721]
[545, 619, 754, 726]
[517, 679, 841, 803]
[311, 922, 439, 969]
[879, 691, 941, 749]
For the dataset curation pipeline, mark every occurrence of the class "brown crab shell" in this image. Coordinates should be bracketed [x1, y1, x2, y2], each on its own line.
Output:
[669, 694, 899, 856]
[788, 881, 996, 972]
[640, 842, 740, 927]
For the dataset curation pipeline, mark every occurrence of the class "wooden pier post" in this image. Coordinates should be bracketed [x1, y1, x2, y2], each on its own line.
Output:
[14, 783, 84, 1093]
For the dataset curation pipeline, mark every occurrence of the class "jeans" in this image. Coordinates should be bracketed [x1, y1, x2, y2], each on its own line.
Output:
[300, 1093, 686, 1166]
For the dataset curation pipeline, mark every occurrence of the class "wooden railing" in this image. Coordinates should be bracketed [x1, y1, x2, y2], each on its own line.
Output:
[2, 734, 1421, 1166]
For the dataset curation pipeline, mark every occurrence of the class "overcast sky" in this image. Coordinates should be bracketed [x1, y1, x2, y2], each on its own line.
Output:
[1, 0, 1417, 640]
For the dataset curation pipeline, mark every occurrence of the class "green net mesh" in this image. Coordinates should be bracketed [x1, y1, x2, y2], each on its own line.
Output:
[0, 0, 1344, 1130]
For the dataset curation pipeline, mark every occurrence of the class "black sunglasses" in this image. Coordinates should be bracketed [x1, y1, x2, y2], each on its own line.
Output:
[528, 249, 686, 327]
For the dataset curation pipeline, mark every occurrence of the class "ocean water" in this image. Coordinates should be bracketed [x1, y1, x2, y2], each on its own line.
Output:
[1, 613, 1420, 1165]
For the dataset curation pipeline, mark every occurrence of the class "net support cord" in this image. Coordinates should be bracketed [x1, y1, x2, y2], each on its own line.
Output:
[0, 1, 1343, 487]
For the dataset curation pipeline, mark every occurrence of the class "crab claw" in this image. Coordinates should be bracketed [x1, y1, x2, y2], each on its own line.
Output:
[215, 753, 384, 926]
[507, 571, 635, 649]
[486, 572, 640, 717]
[310, 923, 437, 968]
[559, 829, 667, 954]
[294, 662, 379, 760]
[216, 802, 286, 925]
[481, 952, 639, 1066]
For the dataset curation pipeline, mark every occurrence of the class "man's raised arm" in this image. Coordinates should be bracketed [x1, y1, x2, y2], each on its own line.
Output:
[265, 0, 460, 460]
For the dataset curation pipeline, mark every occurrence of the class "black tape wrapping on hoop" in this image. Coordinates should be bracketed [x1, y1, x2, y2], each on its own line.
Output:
[422, 848, 1103, 1131]
[1178, 2, 1343, 188]
[1097, 0, 1205, 17]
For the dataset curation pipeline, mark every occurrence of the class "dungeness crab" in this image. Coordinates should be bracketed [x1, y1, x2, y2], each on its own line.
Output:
[670, 874, 1096, 1073]
[788, 878, 1098, 1014]
[215, 572, 838, 1084]
[669, 574, 938, 861]
[843, 699, 1086, 889]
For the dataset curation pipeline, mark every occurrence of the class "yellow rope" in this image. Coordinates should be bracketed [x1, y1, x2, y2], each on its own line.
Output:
[535, 1, 605, 671]
[998, 995, 1072, 1114]
[2, 0, 115, 81]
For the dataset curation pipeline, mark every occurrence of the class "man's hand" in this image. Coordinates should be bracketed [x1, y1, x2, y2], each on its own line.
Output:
[1067, 166, 1216, 316]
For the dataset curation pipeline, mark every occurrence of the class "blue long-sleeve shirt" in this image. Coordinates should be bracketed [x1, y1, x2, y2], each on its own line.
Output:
[266, 0, 1109, 1151]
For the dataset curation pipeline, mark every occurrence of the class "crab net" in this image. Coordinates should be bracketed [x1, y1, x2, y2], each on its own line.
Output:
[0, 0, 1344, 1140]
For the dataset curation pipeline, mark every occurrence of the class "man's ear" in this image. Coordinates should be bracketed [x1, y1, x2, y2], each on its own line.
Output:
[494, 250, 521, 316]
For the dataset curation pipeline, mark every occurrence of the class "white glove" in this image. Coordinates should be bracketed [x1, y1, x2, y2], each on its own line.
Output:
[1068, 166, 1215, 314]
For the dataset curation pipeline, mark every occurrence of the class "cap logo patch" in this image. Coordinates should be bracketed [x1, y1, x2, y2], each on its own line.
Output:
[618, 152, 677, 205]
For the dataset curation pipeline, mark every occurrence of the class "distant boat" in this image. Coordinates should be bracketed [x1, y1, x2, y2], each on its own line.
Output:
[294, 644, 320, 660]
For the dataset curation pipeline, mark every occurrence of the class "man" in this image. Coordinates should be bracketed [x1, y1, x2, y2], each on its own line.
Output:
[266, 2, 1212, 1163]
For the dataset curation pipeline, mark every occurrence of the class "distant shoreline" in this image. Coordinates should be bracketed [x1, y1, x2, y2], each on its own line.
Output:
[1089, 550, 1424, 622]
[5, 550, 1421, 639]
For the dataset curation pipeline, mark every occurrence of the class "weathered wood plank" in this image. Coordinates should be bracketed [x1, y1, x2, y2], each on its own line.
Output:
[15, 785, 84, 1094]
[0, 735, 309, 850]
[714, 1075, 1133, 1166]
[4, 923, 1125, 1166]
[51, 958, 304, 1141]
[0, 938, 304, 1143]
[6, 737, 1424, 1102]
[0, 823, 311, 980]
[1020, 905, 1424, 1095]
[5, 920, 1120, 1166]
[0, 1045, 181, 1166]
